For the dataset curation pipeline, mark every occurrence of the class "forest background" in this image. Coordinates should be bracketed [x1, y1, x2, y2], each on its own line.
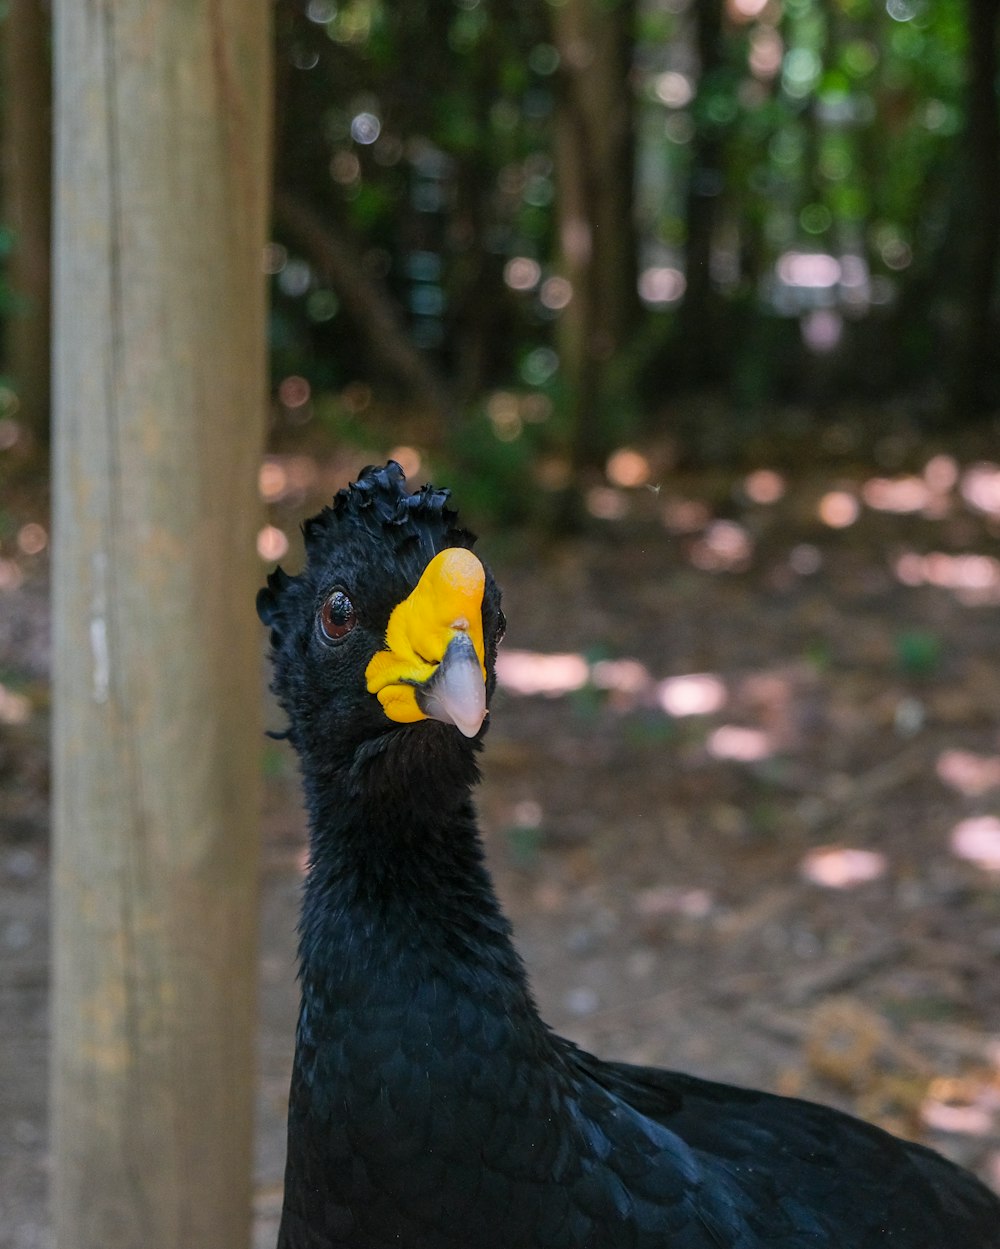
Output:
[3, 0, 1000, 506]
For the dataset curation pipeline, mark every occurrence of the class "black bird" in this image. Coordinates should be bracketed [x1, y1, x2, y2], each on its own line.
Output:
[259, 461, 1000, 1249]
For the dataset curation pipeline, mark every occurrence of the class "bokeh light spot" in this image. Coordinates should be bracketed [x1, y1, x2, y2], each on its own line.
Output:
[539, 276, 573, 310]
[638, 267, 686, 305]
[923, 454, 958, 493]
[777, 251, 841, 288]
[350, 112, 381, 145]
[0, 683, 31, 726]
[893, 552, 1000, 602]
[278, 376, 311, 409]
[586, 487, 629, 520]
[591, 658, 652, 696]
[935, 750, 1000, 797]
[653, 71, 694, 107]
[504, 257, 541, 292]
[960, 463, 1000, 517]
[744, 469, 786, 504]
[802, 309, 843, 353]
[950, 816, 1000, 871]
[16, 523, 48, 556]
[520, 347, 559, 386]
[800, 845, 887, 889]
[496, 650, 590, 697]
[818, 491, 860, 528]
[387, 445, 422, 479]
[0, 559, 24, 591]
[257, 526, 290, 562]
[727, 0, 768, 19]
[708, 725, 772, 762]
[259, 461, 288, 502]
[662, 498, 711, 533]
[861, 476, 929, 513]
[689, 520, 753, 572]
[920, 1078, 996, 1136]
[606, 448, 651, 488]
[658, 673, 727, 717]
[749, 28, 783, 79]
[330, 150, 361, 185]
[789, 544, 823, 575]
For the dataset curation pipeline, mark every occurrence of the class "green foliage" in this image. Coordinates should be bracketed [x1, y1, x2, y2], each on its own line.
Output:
[503, 821, 545, 870]
[441, 404, 542, 527]
[623, 711, 679, 749]
[267, 0, 985, 473]
[894, 628, 942, 677]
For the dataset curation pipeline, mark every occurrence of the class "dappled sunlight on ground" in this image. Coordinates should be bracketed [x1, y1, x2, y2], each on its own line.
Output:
[495, 649, 590, 697]
[706, 725, 773, 762]
[490, 609, 1000, 886]
[936, 751, 1000, 797]
[950, 817, 1000, 872]
[497, 653, 744, 722]
[920, 1077, 1000, 1137]
[894, 552, 1000, 605]
[799, 846, 889, 889]
[634, 885, 714, 920]
[591, 658, 652, 696]
[960, 463, 1000, 518]
[861, 475, 931, 514]
[657, 672, 727, 717]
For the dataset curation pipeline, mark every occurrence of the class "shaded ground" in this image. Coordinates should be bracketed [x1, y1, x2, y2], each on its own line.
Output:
[3, 443, 1000, 1248]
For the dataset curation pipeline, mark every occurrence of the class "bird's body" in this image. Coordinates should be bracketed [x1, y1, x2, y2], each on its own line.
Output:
[260, 463, 1000, 1249]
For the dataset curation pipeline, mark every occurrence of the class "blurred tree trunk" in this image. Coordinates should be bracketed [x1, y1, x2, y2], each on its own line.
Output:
[951, 0, 1000, 414]
[50, 4, 270, 1248]
[448, 20, 518, 406]
[676, 0, 726, 386]
[2, 0, 52, 443]
[551, 0, 639, 473]
[273, 188, 453, 421]
[271, 0, 453, 424]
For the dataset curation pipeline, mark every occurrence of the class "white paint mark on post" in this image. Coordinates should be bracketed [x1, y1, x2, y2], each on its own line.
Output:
[90, 553, 110, 703]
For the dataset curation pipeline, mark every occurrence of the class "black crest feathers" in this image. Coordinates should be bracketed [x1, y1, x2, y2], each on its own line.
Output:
[303, 460, 472, 554]
[256, 565, 292, 630]
[256, 461, 475, 633]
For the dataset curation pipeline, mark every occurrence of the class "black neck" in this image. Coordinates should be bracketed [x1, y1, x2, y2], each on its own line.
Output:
[296, 748, 536, 1015]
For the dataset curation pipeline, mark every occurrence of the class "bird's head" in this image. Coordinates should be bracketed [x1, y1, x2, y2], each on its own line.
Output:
[257, 462, 504, 804]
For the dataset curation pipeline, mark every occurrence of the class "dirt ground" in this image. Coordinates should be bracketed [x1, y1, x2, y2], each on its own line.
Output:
[3, 442, 1000, 1247]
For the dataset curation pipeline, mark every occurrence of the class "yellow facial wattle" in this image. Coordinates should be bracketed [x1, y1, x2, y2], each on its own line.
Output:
[365, 548, 487, 728]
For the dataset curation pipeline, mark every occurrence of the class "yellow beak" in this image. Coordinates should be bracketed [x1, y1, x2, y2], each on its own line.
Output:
[365, 548, 488, 737]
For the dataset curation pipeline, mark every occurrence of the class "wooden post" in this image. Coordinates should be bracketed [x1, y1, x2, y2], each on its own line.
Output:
[50, 4, 271, 1247]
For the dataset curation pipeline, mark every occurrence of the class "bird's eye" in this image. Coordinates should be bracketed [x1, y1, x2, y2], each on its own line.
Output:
[320, 589, 357, 641]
